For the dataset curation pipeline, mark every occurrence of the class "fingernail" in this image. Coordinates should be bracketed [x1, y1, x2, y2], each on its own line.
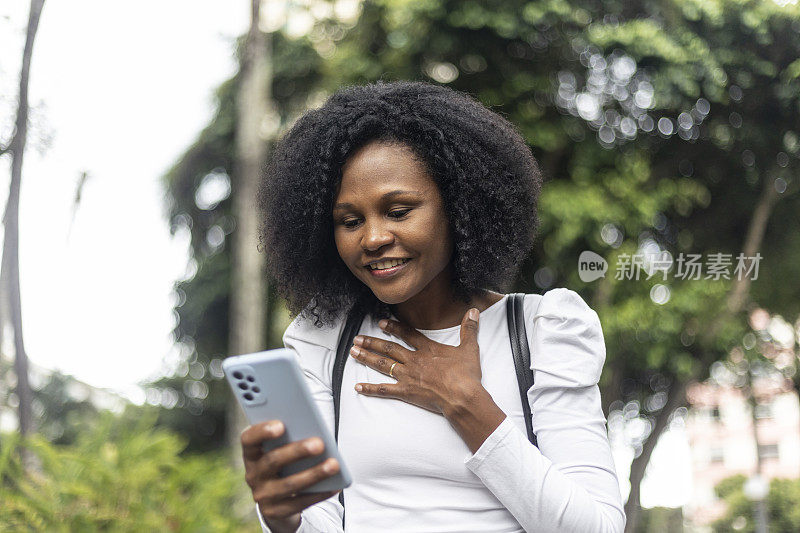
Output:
[306, 438, 323, 453]
[378, 319, 388, 329]
[354, 336, 364, 346]
[323, 459, 337, 473]
[268, 421, 283, 433]
[469, 308, 479, 321]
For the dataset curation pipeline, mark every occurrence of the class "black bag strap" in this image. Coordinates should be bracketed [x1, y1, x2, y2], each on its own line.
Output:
[506, 293, 538, 448]
[333, 307, 366, 443]
[331, 293, 538, 528]
[332, 306, 366, 529]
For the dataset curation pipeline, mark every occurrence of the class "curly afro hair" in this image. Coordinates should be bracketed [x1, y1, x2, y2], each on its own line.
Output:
[258, 80, 542, 328]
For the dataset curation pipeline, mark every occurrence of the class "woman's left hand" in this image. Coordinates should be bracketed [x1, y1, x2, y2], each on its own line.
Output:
[349, 308, 483, 416]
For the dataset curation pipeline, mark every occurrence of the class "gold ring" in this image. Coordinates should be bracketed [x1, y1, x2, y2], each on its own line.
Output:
[389, 361, 397, 378]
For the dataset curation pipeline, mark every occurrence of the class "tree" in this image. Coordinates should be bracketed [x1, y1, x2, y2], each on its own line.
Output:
[0, 0, 46, 472]
[572, 3, 800, 527]
[637, 506, 683, 533]
[157, 2, 800, 529]
[314, 2, 800, 526]
[0, 409, 251, 531]
[154, 27, 327, 452]
[712, 475, 800, 533]
[223, 0, 275, 457]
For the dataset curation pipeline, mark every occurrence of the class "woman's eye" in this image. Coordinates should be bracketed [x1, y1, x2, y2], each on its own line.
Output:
[388, 208, 411, 218]
[339, 209, 411, 229]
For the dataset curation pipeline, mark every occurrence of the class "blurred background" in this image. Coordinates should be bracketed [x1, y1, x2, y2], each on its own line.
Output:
[1, 0, 799, 531]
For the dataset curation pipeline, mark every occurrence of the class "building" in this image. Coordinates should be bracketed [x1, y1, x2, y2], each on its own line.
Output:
[684, 374, 800, 525]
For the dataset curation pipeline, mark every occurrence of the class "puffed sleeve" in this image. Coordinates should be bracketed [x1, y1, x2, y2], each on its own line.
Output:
[257, 312, 345, 533]
[463, 288, 625, 532]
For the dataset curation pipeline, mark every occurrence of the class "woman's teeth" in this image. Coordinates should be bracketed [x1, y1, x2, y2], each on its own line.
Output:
[369, 258, 410, 270]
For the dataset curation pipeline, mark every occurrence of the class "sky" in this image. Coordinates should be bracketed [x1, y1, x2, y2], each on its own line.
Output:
[0, 0, 249, 400]
[0, 0, 691, 508]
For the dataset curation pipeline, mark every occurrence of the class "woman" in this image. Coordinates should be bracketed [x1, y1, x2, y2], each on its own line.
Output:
[241, 80, 625, 532]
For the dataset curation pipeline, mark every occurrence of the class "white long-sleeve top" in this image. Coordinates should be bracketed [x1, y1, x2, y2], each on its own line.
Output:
[258, 288, 625, 532]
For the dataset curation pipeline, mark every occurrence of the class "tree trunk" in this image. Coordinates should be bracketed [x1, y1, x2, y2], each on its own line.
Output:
[0, 0, 45, 474]
[227, 0, 273, 458]
[623, 379, 686, 533]
[622, 172, 781, 530]
[2, 0, 45, 434]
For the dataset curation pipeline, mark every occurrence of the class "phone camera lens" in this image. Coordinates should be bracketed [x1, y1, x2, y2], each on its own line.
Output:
[246, 375, 255, 382]
[233, 371, 243, 379]
[238, 382, 249, 390]
[243, 392, 254, 401]
[252, 386, 260, 393]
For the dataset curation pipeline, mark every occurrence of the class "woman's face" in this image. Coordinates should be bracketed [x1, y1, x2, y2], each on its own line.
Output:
[332, 140, 454, 306]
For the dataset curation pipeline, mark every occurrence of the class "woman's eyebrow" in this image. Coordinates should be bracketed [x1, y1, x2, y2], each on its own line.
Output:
[333, 189, 424, 211]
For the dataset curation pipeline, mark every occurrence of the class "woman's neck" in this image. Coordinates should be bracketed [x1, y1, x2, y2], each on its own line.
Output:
[389, 288, 504, 330]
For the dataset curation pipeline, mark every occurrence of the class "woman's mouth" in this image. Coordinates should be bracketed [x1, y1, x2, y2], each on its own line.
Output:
[366, 258, 412, 279]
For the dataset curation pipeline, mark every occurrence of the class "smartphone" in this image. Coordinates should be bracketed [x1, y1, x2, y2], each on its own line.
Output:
[223, 349, 353, 493]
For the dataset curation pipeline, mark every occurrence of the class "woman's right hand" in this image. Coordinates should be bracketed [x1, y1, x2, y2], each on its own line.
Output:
[241, 420, 342, 533]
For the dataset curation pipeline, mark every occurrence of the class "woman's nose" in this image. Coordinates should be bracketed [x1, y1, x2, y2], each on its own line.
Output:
[361, 220, 394, 250]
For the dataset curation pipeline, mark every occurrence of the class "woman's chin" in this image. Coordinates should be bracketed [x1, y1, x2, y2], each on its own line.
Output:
[368, 284, 415, 306]
[373, 292, 410, 306]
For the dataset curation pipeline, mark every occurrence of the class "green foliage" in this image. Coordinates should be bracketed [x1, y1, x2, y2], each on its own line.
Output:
[769, 479, 800, 533]
[0, 358, 101, 446]
[0, 409, 255, 532]
[157, 0, 800, 466]
[712, 476, 800, 533]
[715, 474, 747, 499]
[151, 29, 320, 452]
[636, 505, 683, 532]
[32, 371, 101, 445]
